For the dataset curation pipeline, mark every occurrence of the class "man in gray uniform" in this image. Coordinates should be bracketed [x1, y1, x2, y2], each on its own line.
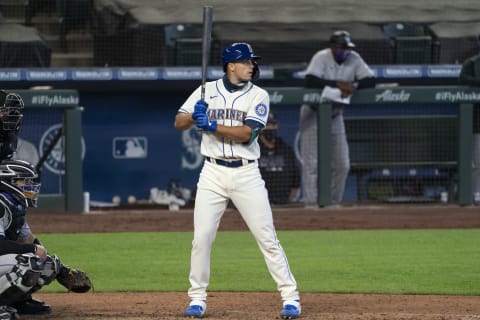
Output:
[299, 30, 375, 207]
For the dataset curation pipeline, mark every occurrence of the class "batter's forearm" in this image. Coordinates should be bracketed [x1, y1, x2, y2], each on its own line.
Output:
[174, 113, 196, 130]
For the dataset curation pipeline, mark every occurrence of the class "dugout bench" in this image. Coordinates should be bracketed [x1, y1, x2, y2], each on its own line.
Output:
[345, 115, 458, 202]
[266, 86, 480, 206]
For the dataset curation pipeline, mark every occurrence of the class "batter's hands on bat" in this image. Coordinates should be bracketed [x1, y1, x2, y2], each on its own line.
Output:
[195, 113, 217, 132]
[192, 100, 208, 120]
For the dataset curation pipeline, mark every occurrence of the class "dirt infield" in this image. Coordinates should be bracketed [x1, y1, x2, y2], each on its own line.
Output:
[29, 205, 480, 319]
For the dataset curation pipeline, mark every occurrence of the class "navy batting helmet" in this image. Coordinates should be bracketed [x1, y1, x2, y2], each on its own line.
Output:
[221, 42, 261, 81]
[221, 42, 261, 66]
[329, 30, 355, 48]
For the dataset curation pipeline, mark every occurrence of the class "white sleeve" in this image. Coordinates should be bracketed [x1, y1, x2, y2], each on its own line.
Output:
[305, 51, 327, 78]
[355, 56, 375, 80]
[245, 87, 270, 126]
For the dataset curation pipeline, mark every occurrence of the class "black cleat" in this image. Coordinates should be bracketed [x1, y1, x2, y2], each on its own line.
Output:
[0, 306, 18, 320]
[11, 297, 51, 315]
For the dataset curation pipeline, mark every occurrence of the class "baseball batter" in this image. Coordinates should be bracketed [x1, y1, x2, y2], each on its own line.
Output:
[299, 30, 375, 207]
[174, 42, 301, 319]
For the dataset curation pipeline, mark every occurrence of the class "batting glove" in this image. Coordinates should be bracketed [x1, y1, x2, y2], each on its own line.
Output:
[195, 113, 217, 132]
[192, 100, 208, 120]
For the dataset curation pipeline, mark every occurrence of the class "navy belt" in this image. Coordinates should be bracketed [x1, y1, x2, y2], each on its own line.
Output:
[205, 157, 255, 168]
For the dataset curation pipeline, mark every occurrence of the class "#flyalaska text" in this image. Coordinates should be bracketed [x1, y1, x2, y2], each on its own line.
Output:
[31, 95, 79, 106]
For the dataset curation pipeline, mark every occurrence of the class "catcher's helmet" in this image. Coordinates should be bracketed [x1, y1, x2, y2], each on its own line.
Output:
[329, 30, 355, 49]
[221, 42, 261, 66]
[0, 159, 41, 207]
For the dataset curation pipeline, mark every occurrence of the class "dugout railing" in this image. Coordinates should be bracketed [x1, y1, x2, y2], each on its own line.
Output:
[266, 86, 480, 207]
[18, 89, 83, 213]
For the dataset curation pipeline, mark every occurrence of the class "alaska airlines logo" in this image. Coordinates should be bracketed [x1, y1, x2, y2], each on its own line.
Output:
[39, 124, 86, 175]
[269, 91, 284, 104]
[303, 92, 322, 104]
[375, 89, 410, 102]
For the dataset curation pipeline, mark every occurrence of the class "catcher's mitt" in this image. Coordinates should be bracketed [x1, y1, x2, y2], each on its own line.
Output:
[56, 264, 92, 293]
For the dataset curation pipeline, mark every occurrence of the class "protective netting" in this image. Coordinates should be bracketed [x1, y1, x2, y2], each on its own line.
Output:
[0, 0, 478, 68]
[0, 1, 476, 207]
[344, 111, 458, 204]
[15, 108, 65, 195]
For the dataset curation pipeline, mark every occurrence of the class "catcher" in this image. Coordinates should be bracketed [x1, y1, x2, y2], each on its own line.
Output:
[0, 160, 92, 319]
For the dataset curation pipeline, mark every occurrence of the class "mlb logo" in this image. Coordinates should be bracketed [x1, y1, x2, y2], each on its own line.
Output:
[113, 137, 147, 159]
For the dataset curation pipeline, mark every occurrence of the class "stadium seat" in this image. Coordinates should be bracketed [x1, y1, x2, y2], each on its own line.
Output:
[57, 0, 90, 52]
[24, 0, 56, 26]
[164, 24, 203, 66]
[382, 22, 438, 64]
[25, 0, 90, 52]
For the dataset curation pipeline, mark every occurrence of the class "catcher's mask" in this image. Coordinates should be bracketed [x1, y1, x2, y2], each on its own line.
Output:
[0, 93, 24, 131]
[221, 42, 261, 81]
[0, 159, 41, 207]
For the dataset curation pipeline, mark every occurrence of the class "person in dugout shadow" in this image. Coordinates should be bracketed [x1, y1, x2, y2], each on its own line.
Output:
[459, 34, 480, 203]
[0, 91, 24, 161]
[258, 112, 300, 205]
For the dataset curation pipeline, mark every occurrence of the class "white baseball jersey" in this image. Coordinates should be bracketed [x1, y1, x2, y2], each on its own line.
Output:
[305, 48, 374, 82]
[178, 78, 270, 160]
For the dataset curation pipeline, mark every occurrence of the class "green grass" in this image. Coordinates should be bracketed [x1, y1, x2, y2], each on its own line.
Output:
[39, 229, 480, 295]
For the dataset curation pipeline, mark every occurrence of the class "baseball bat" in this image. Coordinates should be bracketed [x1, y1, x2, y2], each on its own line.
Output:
[200, 6, 213, 101]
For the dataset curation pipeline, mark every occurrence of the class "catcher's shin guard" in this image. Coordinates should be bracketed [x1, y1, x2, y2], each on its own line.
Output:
[0, 254, 43, 306]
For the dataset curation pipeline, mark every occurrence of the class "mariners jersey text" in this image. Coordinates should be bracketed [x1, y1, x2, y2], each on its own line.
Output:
[178, 78, 270, 160]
